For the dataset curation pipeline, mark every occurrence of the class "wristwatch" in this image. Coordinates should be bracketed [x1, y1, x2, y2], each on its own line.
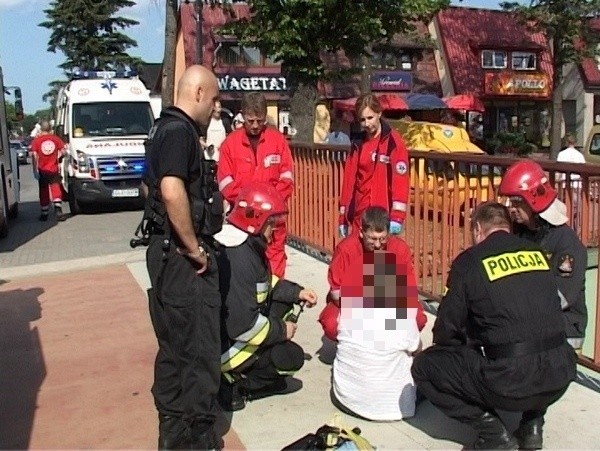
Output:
[191, 245, 207, 258]
[181, 245, 207, 259]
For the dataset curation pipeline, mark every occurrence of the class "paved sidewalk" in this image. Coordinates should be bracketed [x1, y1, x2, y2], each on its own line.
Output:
[1, 247, 600, 449]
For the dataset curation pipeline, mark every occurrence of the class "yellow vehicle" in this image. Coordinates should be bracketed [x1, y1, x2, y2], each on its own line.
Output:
[583, 124, 600, 165]
[388, 120, 500, 215]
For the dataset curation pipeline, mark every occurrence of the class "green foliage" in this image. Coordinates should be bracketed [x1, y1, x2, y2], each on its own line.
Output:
[501, 0, 600, 158]
[40, 0, 143, 75]
[486, 132, 535, 156]
[221, 0, 450, 85]
[501, 0, 600, 68]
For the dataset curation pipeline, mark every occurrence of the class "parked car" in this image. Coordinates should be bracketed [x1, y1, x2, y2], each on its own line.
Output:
[583, 124, 600, 165]
[10, 140, 29, 164]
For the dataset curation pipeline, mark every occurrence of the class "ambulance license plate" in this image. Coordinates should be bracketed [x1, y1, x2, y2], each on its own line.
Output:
[112, 188, 139, 198]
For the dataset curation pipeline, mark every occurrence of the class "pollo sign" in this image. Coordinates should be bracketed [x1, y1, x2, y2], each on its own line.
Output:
[484, 72, 550, 98]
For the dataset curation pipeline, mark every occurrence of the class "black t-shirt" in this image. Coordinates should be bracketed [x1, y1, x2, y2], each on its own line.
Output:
[145, 107, 202, 185]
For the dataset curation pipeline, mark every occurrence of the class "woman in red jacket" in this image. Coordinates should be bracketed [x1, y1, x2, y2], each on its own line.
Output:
[338, 94, 410, 237]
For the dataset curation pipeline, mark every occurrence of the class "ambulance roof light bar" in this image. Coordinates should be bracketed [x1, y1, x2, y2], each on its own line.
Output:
[71, 67, 138, 80]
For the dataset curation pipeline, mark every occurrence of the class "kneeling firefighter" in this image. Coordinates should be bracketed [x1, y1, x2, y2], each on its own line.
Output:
[215, 182, 318, 411]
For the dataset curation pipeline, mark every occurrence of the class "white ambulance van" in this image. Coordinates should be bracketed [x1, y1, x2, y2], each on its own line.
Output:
[54, 69, 154, 214]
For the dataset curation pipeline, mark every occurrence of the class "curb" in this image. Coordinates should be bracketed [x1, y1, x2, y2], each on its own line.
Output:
[1, 249, 146, 282]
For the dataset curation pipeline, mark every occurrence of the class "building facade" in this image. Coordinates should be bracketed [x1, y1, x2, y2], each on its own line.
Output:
[174, 2, 442, 135]
[432, 7, 554, 149]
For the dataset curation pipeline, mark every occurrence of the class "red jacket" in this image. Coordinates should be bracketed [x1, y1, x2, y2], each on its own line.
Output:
[325, 233, 427, 332]
[217, 127, 294, 204]
[339, 121, 409, 224]
[30, 133, 65, 173]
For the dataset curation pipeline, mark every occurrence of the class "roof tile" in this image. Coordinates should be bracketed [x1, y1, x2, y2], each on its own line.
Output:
[435, 7, 553, 97]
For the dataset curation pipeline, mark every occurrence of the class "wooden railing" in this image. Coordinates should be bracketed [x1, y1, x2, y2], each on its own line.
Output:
[287, 142, 600, 372]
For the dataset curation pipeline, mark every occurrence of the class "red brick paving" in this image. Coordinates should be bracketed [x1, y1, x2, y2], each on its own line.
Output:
[0, 265, 244, 449]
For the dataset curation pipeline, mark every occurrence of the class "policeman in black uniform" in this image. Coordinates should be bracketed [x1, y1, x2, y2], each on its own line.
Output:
[499, 159, 587, 351]
[214, 182, 317, 411]
[412, 202, 576, 450]
[143, 65, 223, 450]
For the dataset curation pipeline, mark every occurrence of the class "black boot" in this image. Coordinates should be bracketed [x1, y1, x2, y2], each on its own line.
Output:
[158, 414, 189, 450]
[514, 411, 544, 450]
[189, 422, 221, 450]
[467, 411, 518, 450]
[245, 378, 288, 402]
[218, 380, 246, 411]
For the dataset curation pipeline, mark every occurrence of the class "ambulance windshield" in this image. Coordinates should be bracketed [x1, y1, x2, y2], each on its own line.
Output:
[72, 102, 154, 137]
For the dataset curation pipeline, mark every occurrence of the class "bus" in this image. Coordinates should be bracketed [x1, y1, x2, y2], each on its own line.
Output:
[0, 66, 22, 238]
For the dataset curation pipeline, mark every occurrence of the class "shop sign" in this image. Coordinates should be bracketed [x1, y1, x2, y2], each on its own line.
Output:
[217, 74, 288, 92]
[371, 71, 412, 91]
[484, 72, 550, 97]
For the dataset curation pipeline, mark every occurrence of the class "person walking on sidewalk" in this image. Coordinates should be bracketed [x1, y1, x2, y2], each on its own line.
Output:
[29, 120, 66, 221]
[215, 182, 317, 412]
[217, 92, 294, 278]
[143, 65, 223, 450]
[338, 94, 409, 238]
[412, 202, 576, 450]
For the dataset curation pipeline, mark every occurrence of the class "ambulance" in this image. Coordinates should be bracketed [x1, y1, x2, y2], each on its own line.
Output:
[54, 69, 154, 214]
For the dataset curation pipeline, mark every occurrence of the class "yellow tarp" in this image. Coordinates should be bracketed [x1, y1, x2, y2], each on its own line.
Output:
[388, 119, 484, 154]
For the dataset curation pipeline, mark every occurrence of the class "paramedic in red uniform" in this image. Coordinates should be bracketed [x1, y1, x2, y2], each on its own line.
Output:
[320, 206, 427, 341]
[338, 94, 410, 237]
[218, 92, 294, 278]
[30, 120, 67, 221]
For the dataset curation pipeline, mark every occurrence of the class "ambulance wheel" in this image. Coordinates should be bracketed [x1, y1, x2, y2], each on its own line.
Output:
[68, 183, 82, 215]
[8, 202, 18, 219]
[0, 218, 8, 239]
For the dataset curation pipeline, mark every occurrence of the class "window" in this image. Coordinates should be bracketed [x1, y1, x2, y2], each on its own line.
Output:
[218, 43, 275, 67]
[370, 51, 412, 71]
[512, 52, 537, 70]
[72, 102, 154, 137]
[481, 50, 507, 69]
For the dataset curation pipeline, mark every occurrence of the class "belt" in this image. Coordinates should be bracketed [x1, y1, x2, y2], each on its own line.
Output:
[481, 333, 566, 359]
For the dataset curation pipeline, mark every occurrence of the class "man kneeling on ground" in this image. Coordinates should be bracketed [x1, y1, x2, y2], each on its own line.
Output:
[216, 182, 317, 411]
[412, 202, 576, 450]
[320, 206, 427, 421]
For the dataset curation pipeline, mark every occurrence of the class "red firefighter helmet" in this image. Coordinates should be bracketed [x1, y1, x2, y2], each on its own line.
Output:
[498, 160, 557, 213]
[227, 182, 288, 235]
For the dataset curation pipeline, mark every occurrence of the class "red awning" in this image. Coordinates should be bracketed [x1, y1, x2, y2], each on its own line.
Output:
[332, 93, 408, 112]
[443, 94, 485, 112]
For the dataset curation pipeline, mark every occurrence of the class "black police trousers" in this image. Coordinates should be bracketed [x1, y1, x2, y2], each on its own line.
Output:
[232, 301, 304, 392]
[147, 235, 221, 427]
[411, 346, 568, 423]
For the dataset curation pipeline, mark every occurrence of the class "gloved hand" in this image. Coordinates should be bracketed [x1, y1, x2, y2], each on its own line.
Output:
[338, 214, 348, 238]
[389, 220, 403, 235]
[33, 171, 40, 181]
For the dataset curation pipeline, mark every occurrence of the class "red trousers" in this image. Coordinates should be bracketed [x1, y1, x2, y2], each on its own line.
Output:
[38, 171, 63, 208]
[266, 223, 287, 279]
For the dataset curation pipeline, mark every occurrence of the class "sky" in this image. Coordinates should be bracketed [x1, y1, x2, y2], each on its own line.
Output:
[0, 0, 504, 115]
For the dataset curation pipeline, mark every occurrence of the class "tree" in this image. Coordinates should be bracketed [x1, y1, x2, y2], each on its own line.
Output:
[502, 1, 600, 159]
[43, 80, 67, 114]
[161, 0, 179, 108]
[160, 1, 234, 108]
[40, 0, 143, 75]
[222, 0, 449, 142]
